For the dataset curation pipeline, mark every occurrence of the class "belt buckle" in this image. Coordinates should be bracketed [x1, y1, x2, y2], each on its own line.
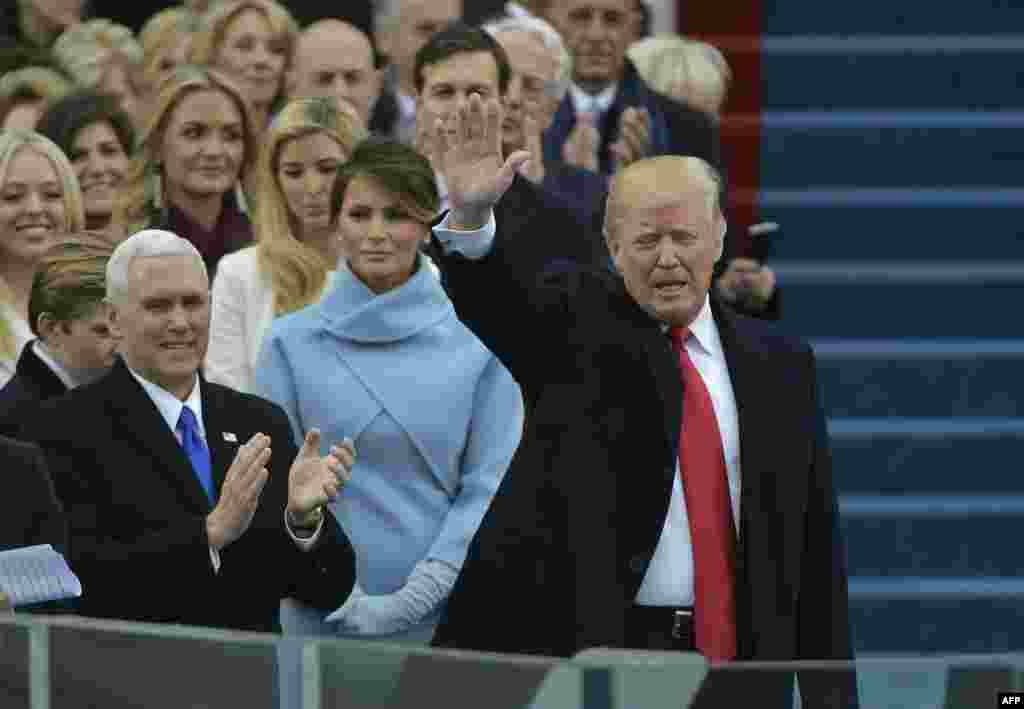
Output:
[671, 609, 692, 640]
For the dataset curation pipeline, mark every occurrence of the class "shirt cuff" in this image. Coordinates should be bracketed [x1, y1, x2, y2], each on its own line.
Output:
[284, 507, 324, 551]
[432, 210, 497, 260]
[209, 546, 221, 574]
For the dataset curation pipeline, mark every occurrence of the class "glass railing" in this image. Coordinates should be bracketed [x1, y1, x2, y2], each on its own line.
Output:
[3, 613, 1024, 708]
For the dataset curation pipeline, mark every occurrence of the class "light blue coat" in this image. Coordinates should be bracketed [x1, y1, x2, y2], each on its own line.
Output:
[255, 254, 524, 641]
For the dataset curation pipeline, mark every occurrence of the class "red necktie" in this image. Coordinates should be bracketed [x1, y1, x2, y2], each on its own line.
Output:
[671, 328, 737, 661]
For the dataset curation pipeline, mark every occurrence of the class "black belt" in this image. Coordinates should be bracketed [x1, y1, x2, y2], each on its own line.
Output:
[625, 605, 696, 652]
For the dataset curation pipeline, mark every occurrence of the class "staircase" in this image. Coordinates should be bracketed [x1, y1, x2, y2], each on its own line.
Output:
[755, 4, 1024, 654]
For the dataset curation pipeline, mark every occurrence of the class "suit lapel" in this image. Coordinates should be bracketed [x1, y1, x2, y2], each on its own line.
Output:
[199, 378, 238, 499]
[103, 360, 213, 514]
[18, 342, 69, 400]
[712, 301, 801, 657]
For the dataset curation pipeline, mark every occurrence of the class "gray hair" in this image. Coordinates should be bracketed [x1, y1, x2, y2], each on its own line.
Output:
[106, 230, 208, 304]
[52, 19, 144, 91]
[484, 13, 572, 101]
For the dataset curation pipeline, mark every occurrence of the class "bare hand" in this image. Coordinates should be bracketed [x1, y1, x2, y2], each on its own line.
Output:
[716, 258, 777, 310]
[206, 433, 272, 550]
[517, 114, 546, 185]
[435, 94, 530, 229]
[287, 429, 354, 522]
[562, 113, 600, 172]
[610, 107, 651, 171]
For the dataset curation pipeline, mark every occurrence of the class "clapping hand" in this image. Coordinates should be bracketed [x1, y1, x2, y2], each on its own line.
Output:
[433, 93, 530, 230]
[286, 429, 355, 525]
[610, 107, 652, 171]
[562, 112, 600, 172]
[205, 433, 272, 550]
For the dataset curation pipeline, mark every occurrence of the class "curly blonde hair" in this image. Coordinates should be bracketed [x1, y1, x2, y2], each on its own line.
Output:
[255, 97, 365, 316]
[51, 19, 144, 91]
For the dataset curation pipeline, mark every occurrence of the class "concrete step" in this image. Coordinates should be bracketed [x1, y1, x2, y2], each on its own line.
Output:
[849, 578, 1024, 654]
[841, 496, 1024, 577]
[773, 262, 1024, 338]
[755, 189, 1024, 263]
[814, 340, 1024, 418]
[760, 36, 1024, 110]
[830, 418, 1024, 495]
[759, 112, 1024, 189]
[762, 1, 1024, 35]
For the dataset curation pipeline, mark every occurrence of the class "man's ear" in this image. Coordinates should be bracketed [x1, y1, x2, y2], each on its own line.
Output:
[106, 301, 123, 339]
[714, 214, 727, 263]
[36, 312, 59, 344]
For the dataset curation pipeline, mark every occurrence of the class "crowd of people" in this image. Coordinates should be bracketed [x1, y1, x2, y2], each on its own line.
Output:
[0, 1, 853, 706]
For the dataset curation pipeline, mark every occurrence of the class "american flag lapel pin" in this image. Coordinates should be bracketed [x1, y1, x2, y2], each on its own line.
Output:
[223, 432, 238, 443]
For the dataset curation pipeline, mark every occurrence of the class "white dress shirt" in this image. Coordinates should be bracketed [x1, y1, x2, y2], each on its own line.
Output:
[635, 297, 742, 607]
[126, 368, 323, 573]
[569, 82, 618, 122]
[433, 216, 743, 608]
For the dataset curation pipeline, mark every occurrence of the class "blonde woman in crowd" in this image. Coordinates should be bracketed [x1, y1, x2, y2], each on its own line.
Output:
[189, 0, 297, 132]
[37, 91, 135, 239]
[138, 7, 199, 98]
[627, 35, 732, 119]
[112, 65, 257, 275]
[0, 67, 71, 132]
[206, 97, 364, 394]
[0, 131, 86, 386]
[51, 19, 144, 129]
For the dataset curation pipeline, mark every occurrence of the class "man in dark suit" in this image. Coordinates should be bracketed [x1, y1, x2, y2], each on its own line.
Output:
[0, 237, 117, 438]
[0, 435, 65, 553]
[542, 0, 718, 178]
[425, 98, 856, 706]
[19, 229, 357, 633]
[415, 24, 607, 287]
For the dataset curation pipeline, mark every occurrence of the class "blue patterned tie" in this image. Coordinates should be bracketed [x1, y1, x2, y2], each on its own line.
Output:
[177, 406, 215, 504]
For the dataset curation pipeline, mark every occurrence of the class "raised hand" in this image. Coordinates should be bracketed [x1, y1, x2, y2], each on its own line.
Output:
[287, 429, 354, 524]
[434, 93, 530, 230]
[562, 112, 600, 172]
[610, 107, 652, 171]
[206, 433, 272, 550]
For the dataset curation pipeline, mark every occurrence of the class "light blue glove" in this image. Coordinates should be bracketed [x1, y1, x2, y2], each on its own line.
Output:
[325, 559, 458, 636]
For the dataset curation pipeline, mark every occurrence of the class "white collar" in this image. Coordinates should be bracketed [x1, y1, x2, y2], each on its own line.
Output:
[569, 82, 618, 117]
[127, 367, 206, 440]
[396, 89, 417, 120]
[660, 296, 723, 359]
[32, 340, 78, 389]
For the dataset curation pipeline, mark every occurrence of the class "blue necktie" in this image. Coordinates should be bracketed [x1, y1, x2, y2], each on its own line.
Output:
[177, 406, 215, 504]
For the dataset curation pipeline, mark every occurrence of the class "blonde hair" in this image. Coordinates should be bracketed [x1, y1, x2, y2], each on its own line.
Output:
[0, 130, 87, 359]
[0, 67, 72, 127]
[112, 65, 257, 235]
[604, 155, 723, 241]
[189, 0, 297, 106]
[139, 8, 200, 94]
[255, 97, 365, 316]
[627, 35, 731, 116]
[51, 19, 144, 92]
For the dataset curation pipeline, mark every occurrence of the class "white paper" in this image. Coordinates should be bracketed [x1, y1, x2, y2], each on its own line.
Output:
[0, 544, 82, 607]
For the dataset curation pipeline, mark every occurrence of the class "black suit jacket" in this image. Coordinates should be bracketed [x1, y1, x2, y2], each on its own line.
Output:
[0, 341, 68, 439]
[0, 434, 65, 553]
[429, 227, 855, 706]
[18, 359, 356, 632]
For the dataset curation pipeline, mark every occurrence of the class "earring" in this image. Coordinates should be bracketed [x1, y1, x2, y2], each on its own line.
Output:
[150, 164, 163, 210]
